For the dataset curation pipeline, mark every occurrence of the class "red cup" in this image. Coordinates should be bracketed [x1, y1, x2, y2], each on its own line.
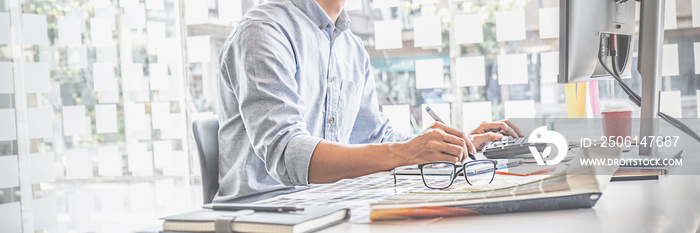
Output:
[601, 102, 632, 142]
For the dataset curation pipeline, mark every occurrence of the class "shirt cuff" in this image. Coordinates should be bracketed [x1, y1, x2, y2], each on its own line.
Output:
[284, 135, 323, 185]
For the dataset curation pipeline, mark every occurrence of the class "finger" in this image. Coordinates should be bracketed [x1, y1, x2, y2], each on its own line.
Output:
[501, 120, 524, 137]
[436, 125, 477, 155]
[464, 139, 477, 159]
[476, 122, 513, 137]
[441, 144, 464, 160]
[433, 131, 465, 161]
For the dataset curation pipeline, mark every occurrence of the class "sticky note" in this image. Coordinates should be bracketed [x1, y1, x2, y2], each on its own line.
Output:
[382, 104, 413, 134]
[372, 0, 400, 8]
[0, 13, 10, 44]
[98, 91, 120, 104]
[128, 143, 153, 175]
[694, 0, 700, 27]
[374, 20, 402, 50]
[665, 0, 677, 30]
[413, 17, 442, 48]
[540, 52, 559, 84]
[149, 63, 169, 90]
[124, 4, 146, 29]
[462, 102, 492, 132]
[90, 0, 110, 8]
[90, 18, 113, 47]
[68, 192, 94, 221]
[57, 16, 82, 46]
[538, 8, 559, 39]
[415, 58, 444, 89]
[160, 113, 186, 139]
[32, 197, 57, 229]
[24, 62, 51, 93]
[98, 146, 123, 176]
[454, 14, 483, 45]
[0, 156, 19, 189]
[218, 0, 243, 22]
[63, 106, 89, 136]
[186, 0, 209, 25]
[124, 103, 147, 132]
[497, 54, 528, 85]
[121, 63, 145, 91]
[0, 109, 16, 141]
[153, 140, 173, 168]
[540, 84, 557, 104]
[564, 83, 587, 118]
[187, 36, 211, 63]
[26, 107, 54, 139]
[95, 104, 118, 134]
[504, 100, 535, 119]
[496, 11, 526, 42]
[456, 56, 486, 87]
[22, 14, 49, 45]
[662, 44, 679, 76]
[146, 0, 165, 10]
[660, 90, 682, 118]
[96, 46, 118, 63]
[345, 0, 362, 11]
[0, 62, 13, 94]
[94, 8, 116, 31]
[68, 47, 88, 69]
[589, 80, 601, 115]
[0, 203, 21, 233]
[120, 0, 139, 7]
[158, 38, 181, 63]
[151, 101, 172, 130]
[31, 152, 55, 184]
[93, 63, 116, 92]
[695, 43, 700, 74]
[65, 149, 92, 179]
[421, 103, 451, 130]
[697, 90, 700, 118]
[147, 21, 166, 49]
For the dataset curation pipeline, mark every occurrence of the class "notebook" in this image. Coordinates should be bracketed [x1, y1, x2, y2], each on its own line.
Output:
[161, 207, 349, 233]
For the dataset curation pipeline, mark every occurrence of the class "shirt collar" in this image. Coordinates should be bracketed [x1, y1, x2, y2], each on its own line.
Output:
[291, 0, 351, 32]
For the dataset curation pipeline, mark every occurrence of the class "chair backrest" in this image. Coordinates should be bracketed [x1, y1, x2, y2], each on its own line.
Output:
[192, 116, 220, 204]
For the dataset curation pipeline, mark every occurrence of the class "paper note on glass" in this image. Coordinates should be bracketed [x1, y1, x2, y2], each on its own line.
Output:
[0, 156, 19, 189]
[147, 21, 166, 49]
[22, 14, 49, 45]
[496, 11, 526, 42]
[57, 16, 82, 46]
[121, 63, 145, 91]
[504, 100, 535, 119]
[589, 81, 601, 115]
[413, 17, 442, 48]
[695, 43, 700, 75]
[0, 13, 10, 44]
[63, 105, 89, 136]
[98, 146, 123, 176]
[456, 56, 486, 87]
[96, 46, 118, 63]
[374, 20, 402, 50]
[186, 0, 209, 25]
[382, 104, 413, 134]
[662, 44, 679, 76]
[93, 63, 116, 92]
[24, 62, 51, 93]
[153, 140, 173, 168]
[697, 90, 700, 118]
[96, 104, 118, 134]
[158, 38, 181, 63]
[538, 8, 559, 39]
[540, 84, 557, 105]
[497, 54, 528, 85]
[660, 91, 682, 118]
[564, 83, 587, 118]
[33, 197, 57, 229]
[90, 18, 113, 47]
[540, 52, 559, 84]
[0, 109, 16, 141]
[694, 0, 700, 27]
[124, 4, 146, 29]
[0, 62, 13, 94]
[68, 47, 88, 69]
[0, 202, 21, 233]
[124, 102, 147, 131]
[665, 0, 677, 30]
[26, 107, 53, 139]
[415, 58, 444, 89]
[128, 143, 154, 175]
[146, 0, 165, 10]
[67, 192, 95, 222]
[218, 0, 243, 22]
[65, 149, 92, 179]
[462, 102, 492, 132]
[31, 152, 56, 184]
[149, 63, 169, 90]
[151, 101, 172, 130]
[454, 14, 483, 45]
[120, 0, 139, 7]
[187, 36, 211, 63]
[421, 103, 451, 129]
[94, 7, 116, 31]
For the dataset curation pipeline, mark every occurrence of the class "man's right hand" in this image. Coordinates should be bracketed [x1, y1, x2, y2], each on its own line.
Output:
[391, 122, 476, 166]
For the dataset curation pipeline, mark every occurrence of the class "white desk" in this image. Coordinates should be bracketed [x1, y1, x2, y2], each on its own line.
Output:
[322, 155, 700, 232]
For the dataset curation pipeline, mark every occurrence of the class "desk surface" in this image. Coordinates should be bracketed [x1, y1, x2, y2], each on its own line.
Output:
[320, 155, 700, 233]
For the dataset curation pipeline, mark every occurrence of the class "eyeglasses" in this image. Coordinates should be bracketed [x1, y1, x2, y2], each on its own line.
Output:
[393, 160, 497, 189]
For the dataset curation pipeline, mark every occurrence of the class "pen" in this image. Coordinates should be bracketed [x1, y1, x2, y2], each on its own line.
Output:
[424, 106, 476, 160]
[203, 203, 304, 212]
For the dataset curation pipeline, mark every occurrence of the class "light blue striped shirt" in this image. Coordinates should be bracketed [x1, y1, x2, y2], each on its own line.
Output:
[215, 0, 413, 202]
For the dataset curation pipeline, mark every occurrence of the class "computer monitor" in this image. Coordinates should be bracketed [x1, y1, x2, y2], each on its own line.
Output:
[558, 0, 636, 84]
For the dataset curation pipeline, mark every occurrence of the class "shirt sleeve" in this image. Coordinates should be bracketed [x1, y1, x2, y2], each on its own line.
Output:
[349, 52, 416, 144]
[220, 20, 321, 186]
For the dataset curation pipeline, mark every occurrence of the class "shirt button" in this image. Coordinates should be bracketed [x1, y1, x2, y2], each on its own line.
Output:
[326, 24, 330, 29]
[318, 26, 323, 30]
[330, 77, 335, 82]
[328, 117, 334, 123]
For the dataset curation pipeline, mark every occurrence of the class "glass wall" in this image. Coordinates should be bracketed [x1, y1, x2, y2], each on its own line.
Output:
[1, 0, 699, 232]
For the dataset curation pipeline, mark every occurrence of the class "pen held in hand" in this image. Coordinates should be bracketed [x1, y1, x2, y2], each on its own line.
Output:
[425, 105, 476, 160]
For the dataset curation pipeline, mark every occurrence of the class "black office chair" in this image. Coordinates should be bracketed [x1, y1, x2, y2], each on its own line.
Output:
[192, 116, 220, 204]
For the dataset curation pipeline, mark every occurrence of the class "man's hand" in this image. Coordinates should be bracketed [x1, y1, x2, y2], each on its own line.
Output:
[393, 122, 476, 165]
[469, 120, 524, 138]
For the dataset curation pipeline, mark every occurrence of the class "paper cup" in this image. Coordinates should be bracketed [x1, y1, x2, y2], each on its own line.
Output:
[601, 102, 633, 141]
